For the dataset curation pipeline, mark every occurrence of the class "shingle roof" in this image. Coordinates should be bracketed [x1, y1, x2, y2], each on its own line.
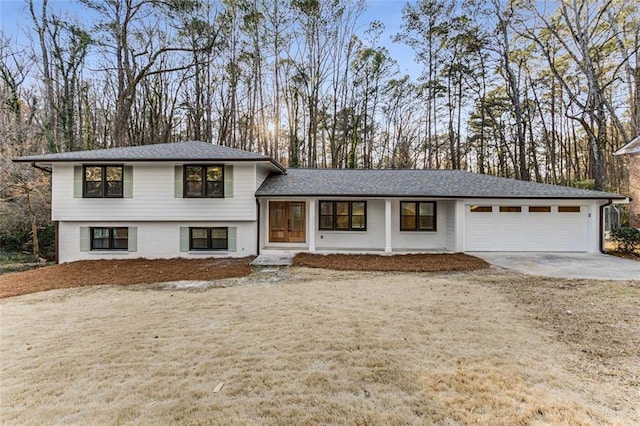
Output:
[14, 141, 286, 171]
[256, 168, 624, 199]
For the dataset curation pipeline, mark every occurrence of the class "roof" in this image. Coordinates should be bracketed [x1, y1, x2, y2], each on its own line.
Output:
[13, 141, 286, 171]
[256, 168, 624, 199]
[614, 136, 640, 156]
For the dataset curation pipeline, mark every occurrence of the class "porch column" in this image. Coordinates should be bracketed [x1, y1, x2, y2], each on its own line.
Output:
[385, 199, 392, 252]
[308, 199, 316, 252]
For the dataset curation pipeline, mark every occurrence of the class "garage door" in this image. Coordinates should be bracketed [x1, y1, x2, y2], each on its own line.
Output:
[464, 205, 588, 252]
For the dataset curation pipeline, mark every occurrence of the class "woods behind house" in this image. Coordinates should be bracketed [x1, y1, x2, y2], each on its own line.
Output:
[1, 0, 638, 256]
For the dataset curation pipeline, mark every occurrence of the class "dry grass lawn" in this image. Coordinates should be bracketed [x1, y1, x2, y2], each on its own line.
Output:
[1, 268, 638, 424]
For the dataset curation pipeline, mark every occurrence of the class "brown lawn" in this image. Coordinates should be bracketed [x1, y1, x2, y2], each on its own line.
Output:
[1, 266, 638, 424]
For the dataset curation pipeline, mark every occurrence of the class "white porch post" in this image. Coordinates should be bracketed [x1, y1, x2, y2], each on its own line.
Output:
[385, 199, 392, 253]
[455, 200, 465, 252]
[308, 199, 316, 252]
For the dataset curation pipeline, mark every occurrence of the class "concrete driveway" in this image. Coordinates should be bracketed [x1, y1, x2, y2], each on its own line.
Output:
[472, 252, 640, 280]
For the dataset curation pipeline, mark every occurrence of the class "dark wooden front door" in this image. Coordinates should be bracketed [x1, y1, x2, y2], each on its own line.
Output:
[269, 201, 306, 243]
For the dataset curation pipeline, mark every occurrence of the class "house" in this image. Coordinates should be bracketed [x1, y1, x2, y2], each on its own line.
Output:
[15, 141, 624, 263]
[614, 135, 640, 228]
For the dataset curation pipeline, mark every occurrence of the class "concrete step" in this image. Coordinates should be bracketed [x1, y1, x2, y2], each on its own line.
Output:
[251, 252, 296, 266]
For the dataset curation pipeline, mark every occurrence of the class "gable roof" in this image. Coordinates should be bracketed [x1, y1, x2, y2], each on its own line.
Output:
[613, 136, 640, 156]
[13, 141, 286, 171]
[256, 168, 624, 199]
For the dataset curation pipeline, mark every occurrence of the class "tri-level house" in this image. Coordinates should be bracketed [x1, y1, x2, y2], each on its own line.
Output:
[15, 141, 624, 263]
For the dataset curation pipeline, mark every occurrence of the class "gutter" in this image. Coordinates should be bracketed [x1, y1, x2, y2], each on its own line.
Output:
[600, 199, 613, 253]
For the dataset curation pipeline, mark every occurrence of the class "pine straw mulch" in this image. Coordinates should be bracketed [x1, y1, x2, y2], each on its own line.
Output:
[0, 257, 254, 299]
[293, 252, 489, 272]
[0, 253, 489, 299]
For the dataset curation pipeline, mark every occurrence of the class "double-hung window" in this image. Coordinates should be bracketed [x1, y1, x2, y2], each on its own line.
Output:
[91, 227, 128, 250]
[84, 165, 123, 198]
[400, 201, 436, 231]
[319, 201, 366, 231]
[189, 227, 228, 251]
[184, 165, 224, 197]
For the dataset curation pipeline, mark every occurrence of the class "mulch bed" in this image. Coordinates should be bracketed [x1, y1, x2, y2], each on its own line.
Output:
[293, 253, 489, 272]
[1, 253, 490, 299]
[0, 257, 254, 299]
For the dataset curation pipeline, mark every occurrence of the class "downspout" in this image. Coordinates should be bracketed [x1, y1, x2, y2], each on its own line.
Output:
[256, 198, 261, 256]
[599, 199, 613, 253]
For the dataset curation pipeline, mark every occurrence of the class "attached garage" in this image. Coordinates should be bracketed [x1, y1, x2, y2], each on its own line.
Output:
[464, 204, 591, 252]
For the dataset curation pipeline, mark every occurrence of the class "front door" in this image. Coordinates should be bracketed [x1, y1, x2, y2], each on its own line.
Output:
[269, 201, 306, 243]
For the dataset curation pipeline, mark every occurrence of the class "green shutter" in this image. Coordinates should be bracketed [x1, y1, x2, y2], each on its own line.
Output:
[74, 166, 83, 198]
[175, 165, 183, 198]
[224, 165, 233, 198]
[227, 227, 237, 252]
[128, 227, 137, 252]
[79, 227, 90, 252]
[123, 166, 133, 198]
[179, 226, 189, 252]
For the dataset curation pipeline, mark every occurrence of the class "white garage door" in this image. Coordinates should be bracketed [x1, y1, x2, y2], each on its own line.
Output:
[464, 205, 589, 252]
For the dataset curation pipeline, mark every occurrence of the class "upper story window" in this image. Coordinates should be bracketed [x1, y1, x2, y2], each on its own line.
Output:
[184, 165, 224, 198]
[400, 201, 436, 231]
[84, 165, 123, 198]
[319, 201, 367, 231]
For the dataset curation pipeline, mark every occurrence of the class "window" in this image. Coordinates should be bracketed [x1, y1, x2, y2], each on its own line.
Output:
[90, 227, 128, 250]
[499, 206, 522, 213]
[319, 201, 367, 231]
[84, 165, 123, 198]
[470, 205, 492, 213]
[529, 206, 551, 213]
[400, 201, 436, 231]
[189, 227, 228, 250]
[184, 165, 224, 198]
[559, 206, 581, 213]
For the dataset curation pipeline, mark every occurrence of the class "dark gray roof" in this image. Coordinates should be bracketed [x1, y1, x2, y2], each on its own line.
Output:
[14, 141, 286, 171]
[256, 168, 624, 199]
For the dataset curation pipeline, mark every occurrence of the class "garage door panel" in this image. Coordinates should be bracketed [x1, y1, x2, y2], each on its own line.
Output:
[465, 206, 588, 252]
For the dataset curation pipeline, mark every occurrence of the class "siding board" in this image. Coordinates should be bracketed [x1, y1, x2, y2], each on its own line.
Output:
[53, 163, 257, 221]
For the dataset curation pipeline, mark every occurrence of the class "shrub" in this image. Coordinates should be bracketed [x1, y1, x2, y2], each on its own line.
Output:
[572, 179, 596, 190]
[611, 227, 640, 253]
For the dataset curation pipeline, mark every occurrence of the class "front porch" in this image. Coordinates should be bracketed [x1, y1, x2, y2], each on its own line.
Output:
[258, 198, 461, 254]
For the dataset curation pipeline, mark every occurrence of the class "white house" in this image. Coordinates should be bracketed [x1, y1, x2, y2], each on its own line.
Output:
[15, 141, 624, 263]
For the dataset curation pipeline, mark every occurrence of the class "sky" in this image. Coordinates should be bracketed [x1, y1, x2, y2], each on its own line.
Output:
[0, 0, 421, 77]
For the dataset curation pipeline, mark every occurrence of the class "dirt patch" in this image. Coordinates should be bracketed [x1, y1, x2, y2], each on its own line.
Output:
[293, 252, 489, 272]
[0, 257, 254, 299]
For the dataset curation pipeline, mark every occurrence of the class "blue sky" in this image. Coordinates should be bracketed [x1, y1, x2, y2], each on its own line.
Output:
[0, 0, 420, 76]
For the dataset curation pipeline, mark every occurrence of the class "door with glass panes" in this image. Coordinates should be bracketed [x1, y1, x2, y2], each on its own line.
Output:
[269, 201, 306, 243]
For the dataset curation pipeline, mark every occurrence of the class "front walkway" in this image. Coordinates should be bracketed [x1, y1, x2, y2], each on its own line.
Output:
[251, 252, 296, 266]
[473, 252, 640, 280]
